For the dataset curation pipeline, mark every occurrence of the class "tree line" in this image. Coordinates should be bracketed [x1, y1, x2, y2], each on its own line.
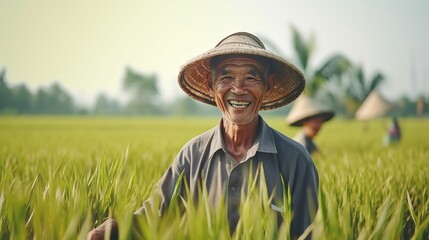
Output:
[1, 67, 425, 117]
[0, 70, 78, 115]
[1, 26, 427, 117]
[0, 67, 218, 116]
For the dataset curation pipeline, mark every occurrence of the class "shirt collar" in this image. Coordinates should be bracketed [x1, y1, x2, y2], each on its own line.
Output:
[209, 115, 278, 159]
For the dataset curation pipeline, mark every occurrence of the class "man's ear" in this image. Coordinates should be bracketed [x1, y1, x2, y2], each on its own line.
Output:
[266, 74, 274, 92]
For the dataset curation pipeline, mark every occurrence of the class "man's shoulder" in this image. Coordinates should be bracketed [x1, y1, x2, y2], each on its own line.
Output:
[181, 127, 217, 149]
[174, 126, 220, 161]
[269, 127, 302, 149]
[270, 127, 312, 161]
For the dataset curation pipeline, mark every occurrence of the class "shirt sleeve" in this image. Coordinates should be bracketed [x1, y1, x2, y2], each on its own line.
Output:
[289, 157, 319, 239]
[134, 149, 190, 217]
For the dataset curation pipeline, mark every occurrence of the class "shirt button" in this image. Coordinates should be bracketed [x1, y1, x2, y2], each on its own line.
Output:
[231, 187, 236, 192]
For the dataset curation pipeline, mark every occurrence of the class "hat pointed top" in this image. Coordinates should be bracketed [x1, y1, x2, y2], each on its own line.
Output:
[286, 94, 335, 126]
[216, 32, 266, 49]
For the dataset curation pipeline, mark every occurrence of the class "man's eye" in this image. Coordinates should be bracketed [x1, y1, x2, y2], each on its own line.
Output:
[246, 76, 260, 81]
[219, 76, 233, 81]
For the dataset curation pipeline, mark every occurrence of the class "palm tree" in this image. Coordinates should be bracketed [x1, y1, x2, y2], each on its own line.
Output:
[317, 65, 385, 116]
[346, 66, 384, 113]
[288, 25, 352, 96]
[263, 26, 385, 116]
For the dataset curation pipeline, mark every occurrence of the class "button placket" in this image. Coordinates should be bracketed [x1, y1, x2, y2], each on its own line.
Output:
[227, 164, 243, 231]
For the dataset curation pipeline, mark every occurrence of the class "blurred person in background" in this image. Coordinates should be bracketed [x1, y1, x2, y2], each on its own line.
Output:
[383, 116, 401, 146]
[286, 94, 334, 155]
[88, 32, 318, 240]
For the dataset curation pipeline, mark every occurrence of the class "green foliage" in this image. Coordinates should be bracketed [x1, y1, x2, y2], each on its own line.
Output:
[0, 70, 12, 110]
[34, 83, 76, 114]
[0, 116, 428, 239]
[317, 65, 386, 117]
[122, 67, 161, 115]
[269, 26, 397, 117]
[290, 25, 316, 72]
[0, 69, 80, 115]
[93, 93, 123, 115]
[309, 54, 352, 97]
[288, 25, 352, 97]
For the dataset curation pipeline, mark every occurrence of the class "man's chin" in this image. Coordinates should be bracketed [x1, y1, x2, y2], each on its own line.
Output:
[224, 114, 257, 126]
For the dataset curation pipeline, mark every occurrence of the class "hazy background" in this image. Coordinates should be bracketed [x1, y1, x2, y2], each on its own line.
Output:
[1, 0, 428, 107]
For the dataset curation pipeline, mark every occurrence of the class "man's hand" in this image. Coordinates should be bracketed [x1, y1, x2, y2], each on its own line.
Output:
[87, 219, 118, 240]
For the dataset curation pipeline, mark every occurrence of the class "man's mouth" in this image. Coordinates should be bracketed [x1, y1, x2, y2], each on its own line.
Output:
[228, 100, 251, 109]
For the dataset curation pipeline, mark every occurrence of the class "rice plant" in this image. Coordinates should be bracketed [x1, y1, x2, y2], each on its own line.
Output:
[0, 116, 428, 239]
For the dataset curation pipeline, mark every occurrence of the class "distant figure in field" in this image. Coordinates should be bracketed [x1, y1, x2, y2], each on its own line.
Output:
[286, 95, 334, 155]
[383, 116, 401, 146]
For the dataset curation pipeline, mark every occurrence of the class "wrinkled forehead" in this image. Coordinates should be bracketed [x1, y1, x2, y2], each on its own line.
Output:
[210, 54, 269, 71]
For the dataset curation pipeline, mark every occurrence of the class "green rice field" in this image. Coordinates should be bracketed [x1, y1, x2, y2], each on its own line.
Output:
[0, 116, 428, 239]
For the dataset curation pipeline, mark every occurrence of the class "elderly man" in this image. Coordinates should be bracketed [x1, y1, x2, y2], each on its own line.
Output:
[88, 32, 318, 240]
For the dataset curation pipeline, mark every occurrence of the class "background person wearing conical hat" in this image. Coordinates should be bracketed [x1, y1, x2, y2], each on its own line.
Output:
[286, 95, 335, 154]
[88, 32, 319, 240]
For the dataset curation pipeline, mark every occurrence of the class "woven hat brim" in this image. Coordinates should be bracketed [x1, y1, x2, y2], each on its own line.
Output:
[286, 94, 335, 126]
[178, 43, 305, 110]
[289, 111, 335, 127]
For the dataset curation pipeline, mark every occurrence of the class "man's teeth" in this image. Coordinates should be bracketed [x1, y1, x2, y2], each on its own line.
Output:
[228, 100, 250, 109]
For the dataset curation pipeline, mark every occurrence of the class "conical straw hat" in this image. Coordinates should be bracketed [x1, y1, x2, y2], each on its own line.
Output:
[178, 32, 305, 110]
[286, 94, 335, 126]
[355, 90, 394, 120]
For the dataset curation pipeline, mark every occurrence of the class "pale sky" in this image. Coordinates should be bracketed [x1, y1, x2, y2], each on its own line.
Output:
[1, 0, 428, 107]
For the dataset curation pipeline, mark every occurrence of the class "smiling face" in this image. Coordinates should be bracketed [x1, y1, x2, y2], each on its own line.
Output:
[208, 55, 272, 125]
[302, 116, 325, 138]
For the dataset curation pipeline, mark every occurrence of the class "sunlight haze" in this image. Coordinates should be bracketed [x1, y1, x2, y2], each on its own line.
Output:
[1, 0, 428, 107]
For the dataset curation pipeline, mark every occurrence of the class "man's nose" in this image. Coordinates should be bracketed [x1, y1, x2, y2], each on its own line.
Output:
[231, 78, 246, 93]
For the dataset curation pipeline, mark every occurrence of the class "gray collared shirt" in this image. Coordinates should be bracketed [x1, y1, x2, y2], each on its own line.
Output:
[135, 116, 318, 238]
